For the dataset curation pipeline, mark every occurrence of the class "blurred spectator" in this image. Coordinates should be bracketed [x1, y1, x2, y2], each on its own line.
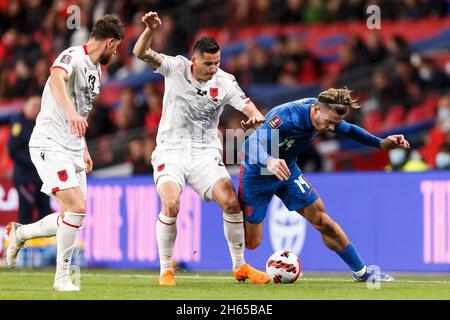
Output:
[302, 0, 326, 24]
[369, 70, 406, 112]
[248, 44, 278, 83]
[23, 0, 48, 34]
[366, 32, 387, 64]
[418, 57, 450, 91]
[436, 94, 450, 133]
[86, 99, 116, 140]
[347, 35, 369, 66]
[279, 0, 304, 24]
[128, 138, 154, 175]
[322, 0, 345, 23]
[143, 84, 163, 134]
[435, 142, 450, 170]
[402, 0, 422, 20]
[386, 35, 411, 64]
[8, 96, 52, 224]
[9, 59, 37, 98]
[14, 31, 42, 66]
[336, 45, 362, 84]
[342, 0, 365, 21]
[394, 59, 423, 108]
[33, 58, 50, 95]
[419, 95, 450, 167]
[386, 148, 428, 172]
[116, 87, 141, 128]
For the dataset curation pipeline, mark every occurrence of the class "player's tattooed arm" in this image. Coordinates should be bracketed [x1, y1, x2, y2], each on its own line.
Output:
[133, 11, 163, 69]
[140, 50, 163, 69]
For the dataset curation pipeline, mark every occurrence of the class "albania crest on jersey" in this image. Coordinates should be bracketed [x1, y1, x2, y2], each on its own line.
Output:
[209, 87, 218, 101]
[57, 170, 68, 182]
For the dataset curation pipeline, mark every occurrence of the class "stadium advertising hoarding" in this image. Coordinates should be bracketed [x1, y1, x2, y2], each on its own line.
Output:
[1, 171, 450, 272]
[77, 171, 450, 272]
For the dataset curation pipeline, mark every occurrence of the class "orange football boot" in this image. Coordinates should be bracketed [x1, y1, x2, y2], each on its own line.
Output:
[233, 263, 270, 284]
[159, 270, 176, 286]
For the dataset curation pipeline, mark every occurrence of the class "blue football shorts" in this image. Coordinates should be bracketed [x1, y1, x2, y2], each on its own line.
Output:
[238, 164, 319, 224]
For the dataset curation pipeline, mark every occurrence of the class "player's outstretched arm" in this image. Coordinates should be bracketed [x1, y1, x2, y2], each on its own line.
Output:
[133, 11, 164, 70]
[335, 121, 410, 150]
[49, 68, 88, 138]
[241, 101, 265, 130]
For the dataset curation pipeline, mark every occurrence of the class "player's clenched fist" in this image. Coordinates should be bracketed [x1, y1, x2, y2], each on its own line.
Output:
[380, 134, 410, 150]
[267, 158, 291, 180]
[142, 11, 162, 30]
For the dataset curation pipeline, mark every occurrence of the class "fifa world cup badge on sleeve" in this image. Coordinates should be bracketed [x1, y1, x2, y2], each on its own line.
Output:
[60, 55, 72, 64]
[268, 116, 283, 129]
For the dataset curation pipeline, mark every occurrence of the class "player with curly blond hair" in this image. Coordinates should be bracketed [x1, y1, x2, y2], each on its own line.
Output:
[239, 87, 410, 282]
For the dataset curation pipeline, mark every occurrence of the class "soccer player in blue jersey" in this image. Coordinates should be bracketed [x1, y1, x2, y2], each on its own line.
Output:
[239, 88, 410, 282]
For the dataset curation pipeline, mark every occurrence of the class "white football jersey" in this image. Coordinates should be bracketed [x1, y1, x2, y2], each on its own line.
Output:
[154, 54, 250, 153]
[29, 45, 101, 152]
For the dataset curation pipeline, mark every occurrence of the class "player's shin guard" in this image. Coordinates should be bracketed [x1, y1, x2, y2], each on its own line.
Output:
[16, 213, 61, 241]
[55, 212, 85, 282]
[156, 213, 177, 275]
[223, 211, 246, 269]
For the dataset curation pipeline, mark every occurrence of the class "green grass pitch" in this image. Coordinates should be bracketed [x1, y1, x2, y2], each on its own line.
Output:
[1, 269, 450, 300]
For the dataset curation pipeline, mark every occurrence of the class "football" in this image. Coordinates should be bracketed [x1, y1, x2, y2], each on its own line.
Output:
[266, 249, 302, 284]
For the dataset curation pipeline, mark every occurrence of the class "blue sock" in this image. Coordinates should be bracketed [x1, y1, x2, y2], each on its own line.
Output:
[337, 243, 365, 273]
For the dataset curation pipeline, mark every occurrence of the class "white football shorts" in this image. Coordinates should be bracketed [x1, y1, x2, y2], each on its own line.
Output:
[29, 141, 87, 198]
[151, 149, 230, 201]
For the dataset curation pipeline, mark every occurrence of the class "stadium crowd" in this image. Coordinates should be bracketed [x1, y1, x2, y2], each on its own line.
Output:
[0, 0, 449, 177]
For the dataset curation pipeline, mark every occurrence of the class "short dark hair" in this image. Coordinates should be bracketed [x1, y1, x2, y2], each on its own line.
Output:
[193, 36, 220, 55]
[90, 15, 125, 41]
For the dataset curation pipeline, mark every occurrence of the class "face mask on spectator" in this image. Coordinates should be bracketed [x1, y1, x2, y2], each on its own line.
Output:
[389, 149, 406, 166]
[419, 67, 432, 81]
[438, 108, 450, 121]
[436, 152, 450, 169]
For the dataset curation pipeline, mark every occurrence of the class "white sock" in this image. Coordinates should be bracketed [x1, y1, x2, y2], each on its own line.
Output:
[156, 213, 177, 275]
[16, 213, 60, 241]
[354, 266, 367, 277]
[55, 212, 85, 282]
[223, 211, 246, 269]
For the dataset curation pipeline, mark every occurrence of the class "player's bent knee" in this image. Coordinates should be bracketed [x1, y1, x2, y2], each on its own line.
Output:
[162, 199, 180, 216]
[222, 198, 241, 214]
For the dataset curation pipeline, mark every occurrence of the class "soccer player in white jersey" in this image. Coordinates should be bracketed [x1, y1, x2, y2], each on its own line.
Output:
[5, 15, 124, 291]
[133, 12, 270, 286]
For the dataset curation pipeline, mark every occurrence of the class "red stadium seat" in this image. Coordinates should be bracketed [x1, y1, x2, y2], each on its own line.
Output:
[406, 103, 435, 124]
[423, 95, 440, 114]
[382, 105, 405, 130]
[362, 110, 383, 134]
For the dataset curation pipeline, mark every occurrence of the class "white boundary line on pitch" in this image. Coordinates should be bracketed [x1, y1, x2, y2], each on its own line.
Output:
[3, 272, 450, 284]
